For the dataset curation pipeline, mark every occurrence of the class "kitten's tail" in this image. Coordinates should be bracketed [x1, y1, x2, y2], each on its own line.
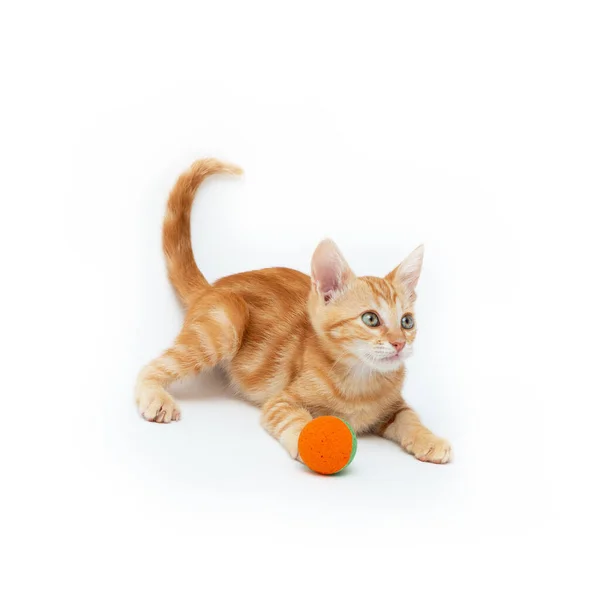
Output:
[163, 158, 243, 305]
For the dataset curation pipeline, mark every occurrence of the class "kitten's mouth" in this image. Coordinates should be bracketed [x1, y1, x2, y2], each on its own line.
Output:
[379, 354, 403, 363]
[366, 347, 410, 370]
[367, 352, 404, 368]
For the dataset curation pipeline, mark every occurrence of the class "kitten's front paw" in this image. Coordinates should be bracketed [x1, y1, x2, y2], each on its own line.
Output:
[280, 428, 301, 460]
[404, 431, 452, 464]
[136, 388, 181, 423]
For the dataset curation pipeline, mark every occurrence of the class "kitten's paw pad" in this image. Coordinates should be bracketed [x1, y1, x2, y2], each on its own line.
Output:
[137, 389, 180, 423]
[405, 432, 452, 464]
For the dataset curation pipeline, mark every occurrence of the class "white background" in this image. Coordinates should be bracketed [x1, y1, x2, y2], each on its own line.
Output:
[2, 1, 599, 598]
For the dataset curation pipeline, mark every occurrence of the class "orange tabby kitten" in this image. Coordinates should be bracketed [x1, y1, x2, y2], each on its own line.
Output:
[136, 159, 452, 464]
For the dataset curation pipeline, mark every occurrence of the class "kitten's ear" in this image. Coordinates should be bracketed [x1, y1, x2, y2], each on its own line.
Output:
[311, 239, 355, 303]
[386, 244, 424, 300]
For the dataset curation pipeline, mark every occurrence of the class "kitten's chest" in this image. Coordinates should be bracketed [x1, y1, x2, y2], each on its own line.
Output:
[353, 403, 390, 433]
[335, 377, 402, 434]
[319, 397, 392, 434]
[307, 371, 403, 434]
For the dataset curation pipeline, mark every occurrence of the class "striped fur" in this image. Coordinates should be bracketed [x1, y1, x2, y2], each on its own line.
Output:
[136, 159, 451, 464]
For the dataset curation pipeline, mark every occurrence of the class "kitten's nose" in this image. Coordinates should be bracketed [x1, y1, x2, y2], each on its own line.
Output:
[391, 341, 406, 352]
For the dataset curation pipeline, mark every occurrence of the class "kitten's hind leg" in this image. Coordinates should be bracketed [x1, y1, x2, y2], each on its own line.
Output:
[135, 290, 249, 423]
[261, 392, 312, 459]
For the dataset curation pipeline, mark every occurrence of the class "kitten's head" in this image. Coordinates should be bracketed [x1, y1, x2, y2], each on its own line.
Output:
[308, 239, 424, 374]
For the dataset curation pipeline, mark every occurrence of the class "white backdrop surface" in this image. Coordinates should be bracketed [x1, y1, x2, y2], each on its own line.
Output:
[1, 2, 599, 599]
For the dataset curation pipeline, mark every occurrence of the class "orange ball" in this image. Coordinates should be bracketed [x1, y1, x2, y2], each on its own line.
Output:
[298, 416, 357, 475]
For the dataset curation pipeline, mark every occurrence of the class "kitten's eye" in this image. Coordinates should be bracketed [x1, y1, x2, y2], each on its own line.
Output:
[361, 312, 380, 327]
[401, 314, 415, 330]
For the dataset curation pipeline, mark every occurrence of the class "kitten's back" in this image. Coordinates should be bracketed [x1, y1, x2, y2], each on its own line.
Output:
[214, 268, 313, 404]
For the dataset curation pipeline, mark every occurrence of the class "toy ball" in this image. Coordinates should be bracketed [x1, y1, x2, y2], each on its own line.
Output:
[298, 416, 357, 475]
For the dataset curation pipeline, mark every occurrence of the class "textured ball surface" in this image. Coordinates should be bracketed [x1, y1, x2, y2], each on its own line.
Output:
[298, 416, 357, 475]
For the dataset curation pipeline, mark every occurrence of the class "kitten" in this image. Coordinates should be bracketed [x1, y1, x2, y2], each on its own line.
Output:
[136, 159, 451, 464]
